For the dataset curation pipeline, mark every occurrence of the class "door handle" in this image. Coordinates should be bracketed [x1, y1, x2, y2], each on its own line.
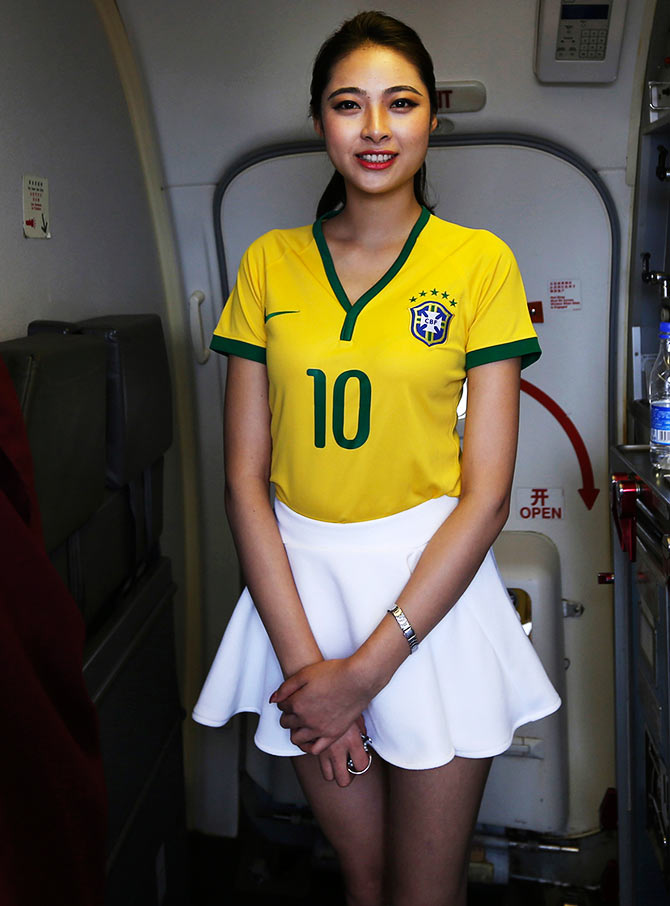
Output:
[189, 290, 210, 365]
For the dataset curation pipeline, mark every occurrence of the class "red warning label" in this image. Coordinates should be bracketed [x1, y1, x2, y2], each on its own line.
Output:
[549, 278, 581, 311]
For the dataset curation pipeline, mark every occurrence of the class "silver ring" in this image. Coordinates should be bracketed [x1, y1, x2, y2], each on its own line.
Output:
[347, 751, 373, 775]
[346, 734, 373, 775]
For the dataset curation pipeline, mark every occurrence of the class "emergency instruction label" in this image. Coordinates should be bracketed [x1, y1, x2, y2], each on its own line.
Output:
[549, 278, 581, 311]
[22, 174, 50, 239]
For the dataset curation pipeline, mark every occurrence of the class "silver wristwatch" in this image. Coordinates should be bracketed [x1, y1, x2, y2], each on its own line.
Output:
[388, 604, 419, 654]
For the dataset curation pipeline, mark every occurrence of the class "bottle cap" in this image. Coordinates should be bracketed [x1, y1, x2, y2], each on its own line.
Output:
[660, 321, 670, 337]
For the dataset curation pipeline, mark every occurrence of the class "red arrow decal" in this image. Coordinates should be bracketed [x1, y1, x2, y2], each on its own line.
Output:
[520, 378, 600, 510]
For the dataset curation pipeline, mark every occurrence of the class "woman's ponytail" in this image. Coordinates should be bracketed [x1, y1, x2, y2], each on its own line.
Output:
[316, 171, 346, 218]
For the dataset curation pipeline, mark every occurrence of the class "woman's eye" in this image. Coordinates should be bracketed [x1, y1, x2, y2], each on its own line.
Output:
[391, 98, 419, 109]
[333, 100, 360, 111]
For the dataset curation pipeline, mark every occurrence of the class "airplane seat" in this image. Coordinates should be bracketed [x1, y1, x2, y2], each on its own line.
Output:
[1, 317, 188, 906]
[0, 331, 107, 555]
[28, 319, 82, 335]
[73, 314, 186, 905]
[77, 314, 172, 627]
[26, 314, 172, 631]
[75, 314, 172, 488]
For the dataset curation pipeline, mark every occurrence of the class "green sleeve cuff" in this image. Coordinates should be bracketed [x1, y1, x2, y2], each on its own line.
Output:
[210, 335, 267, 363]
[465, 337, 541, 371]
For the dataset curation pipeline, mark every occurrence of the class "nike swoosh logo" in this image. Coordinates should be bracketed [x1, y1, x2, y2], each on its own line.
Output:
[265, 310, 300, 322]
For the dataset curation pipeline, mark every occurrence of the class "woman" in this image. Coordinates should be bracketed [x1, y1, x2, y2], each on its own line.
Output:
[194, 11, 560, 906]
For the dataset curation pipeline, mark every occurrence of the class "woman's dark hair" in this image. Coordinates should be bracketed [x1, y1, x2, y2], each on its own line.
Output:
[310, 11, 438, 217]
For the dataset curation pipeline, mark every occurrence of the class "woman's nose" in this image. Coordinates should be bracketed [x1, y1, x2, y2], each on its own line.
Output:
[361, 105, 390, 143]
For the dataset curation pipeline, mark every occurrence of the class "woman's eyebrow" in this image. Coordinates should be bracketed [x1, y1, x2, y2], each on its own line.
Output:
[386, 85, 423, 96]
[326, 84, 424, 100]
[327, 86, 363, 100]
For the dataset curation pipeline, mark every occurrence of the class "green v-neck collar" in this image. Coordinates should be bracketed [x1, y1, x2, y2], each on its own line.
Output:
[312, 206, 431, 342]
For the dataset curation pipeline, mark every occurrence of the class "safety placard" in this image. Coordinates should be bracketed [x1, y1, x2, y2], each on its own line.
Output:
[517, 487, 564, 520]
[23, 174, 50, 239]
[549, 278, 581, 311]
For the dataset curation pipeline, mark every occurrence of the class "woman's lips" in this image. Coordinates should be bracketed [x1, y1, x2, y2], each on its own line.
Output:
[356, 152, 398, 170]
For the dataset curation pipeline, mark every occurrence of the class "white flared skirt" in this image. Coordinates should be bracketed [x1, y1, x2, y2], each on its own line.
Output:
[192, 496, 561, 770]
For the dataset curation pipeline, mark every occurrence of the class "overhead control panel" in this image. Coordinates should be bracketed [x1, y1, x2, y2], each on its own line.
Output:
[535, 0, 628, 83]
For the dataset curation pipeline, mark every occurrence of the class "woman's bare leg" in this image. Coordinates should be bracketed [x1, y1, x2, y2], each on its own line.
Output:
[293, 754, 387, 906]
[387, 755, 492, 906]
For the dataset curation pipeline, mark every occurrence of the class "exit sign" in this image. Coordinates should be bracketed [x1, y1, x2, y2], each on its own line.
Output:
[435, 81, 486, 115]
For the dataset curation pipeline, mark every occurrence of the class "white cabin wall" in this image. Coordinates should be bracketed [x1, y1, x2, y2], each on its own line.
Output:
[0, 0, 189, 682]
[116, 0, 648, 837]
[118, 0, 644, 182]
[0, 0, 164, 335]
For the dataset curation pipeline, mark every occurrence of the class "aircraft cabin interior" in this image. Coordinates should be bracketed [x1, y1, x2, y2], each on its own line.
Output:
[3, 0, 670, 904]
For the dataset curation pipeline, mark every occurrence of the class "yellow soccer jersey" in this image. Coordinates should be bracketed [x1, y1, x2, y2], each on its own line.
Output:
[212, 207, 541, 522]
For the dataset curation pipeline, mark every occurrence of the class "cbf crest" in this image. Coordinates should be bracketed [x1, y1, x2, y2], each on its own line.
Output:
[409, 300, 453, 347]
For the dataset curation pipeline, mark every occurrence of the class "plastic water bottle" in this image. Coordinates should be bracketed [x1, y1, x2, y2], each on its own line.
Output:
[649, 321, 670, 470]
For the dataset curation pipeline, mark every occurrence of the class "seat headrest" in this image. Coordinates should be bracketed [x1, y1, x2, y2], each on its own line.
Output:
[0, 333, 107, 551]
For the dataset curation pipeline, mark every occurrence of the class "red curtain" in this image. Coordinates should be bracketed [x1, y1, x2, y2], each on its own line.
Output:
[0, 356, 107, 906]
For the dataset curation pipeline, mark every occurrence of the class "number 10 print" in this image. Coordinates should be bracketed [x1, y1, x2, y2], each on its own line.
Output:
[307, 368, 372, 449]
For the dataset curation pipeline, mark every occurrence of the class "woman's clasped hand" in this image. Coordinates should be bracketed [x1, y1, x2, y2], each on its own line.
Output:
[270, 657, 368, 745]
[270, 658, 373, 785]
